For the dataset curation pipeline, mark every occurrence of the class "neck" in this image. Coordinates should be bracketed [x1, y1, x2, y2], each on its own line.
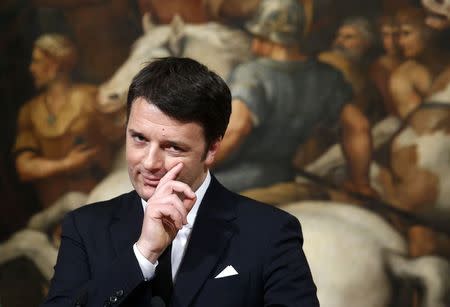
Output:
[47, 75, 71, 95]
[46, 75, 71, 98]
[268, 44, 308, 61]
[44, 75, 72, 115]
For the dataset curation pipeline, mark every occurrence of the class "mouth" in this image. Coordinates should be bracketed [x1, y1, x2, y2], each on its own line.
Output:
[141, 174, 162, 187]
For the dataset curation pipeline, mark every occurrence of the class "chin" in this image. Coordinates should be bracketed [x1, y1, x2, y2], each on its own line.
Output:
[138, 185, 157, 201]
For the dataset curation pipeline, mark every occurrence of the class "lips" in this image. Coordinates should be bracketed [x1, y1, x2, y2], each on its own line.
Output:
[141, 174, 162, 186]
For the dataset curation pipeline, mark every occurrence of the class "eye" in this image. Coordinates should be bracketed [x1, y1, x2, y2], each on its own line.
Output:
[131, 133, 146, 143]
[164, 142, 186, 154]
[167, 145, 182, 152]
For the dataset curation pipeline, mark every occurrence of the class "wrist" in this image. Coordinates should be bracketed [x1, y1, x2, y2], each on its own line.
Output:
[60, 157, 71, 173]
[136, 238, 161, 264]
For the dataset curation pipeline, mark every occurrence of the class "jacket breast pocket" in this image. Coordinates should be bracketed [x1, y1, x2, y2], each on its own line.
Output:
[194, 272, 249, 307]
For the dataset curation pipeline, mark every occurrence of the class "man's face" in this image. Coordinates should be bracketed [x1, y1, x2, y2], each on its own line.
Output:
[398, 24, 425, 58]
[333, 25, 369, 60]
[381, 25, 399, 56]
[126, 97, 220, 201]
[251, 37, 273, 57]
[29, 48, 58, 89]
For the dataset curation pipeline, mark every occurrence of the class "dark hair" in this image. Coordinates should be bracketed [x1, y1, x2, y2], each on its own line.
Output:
[127, 57, 232, 147]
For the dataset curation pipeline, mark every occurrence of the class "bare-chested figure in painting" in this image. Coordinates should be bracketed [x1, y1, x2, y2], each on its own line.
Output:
[389, 7, 447, 119]
[369, 14, 403, 117]
[14, 34, 124, 208]
[373, 8, 450, 258]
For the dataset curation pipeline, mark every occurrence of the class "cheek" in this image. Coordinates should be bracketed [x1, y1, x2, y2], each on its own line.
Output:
[164, 156, 190, 171]
[125, 146, 141, 169]
[41, 64, 52, 77]
[415, 38, 425, 52]
[384, 36, 393, 48]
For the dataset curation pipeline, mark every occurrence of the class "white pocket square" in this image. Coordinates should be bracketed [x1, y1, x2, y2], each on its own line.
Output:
[214, 265, 238, 279]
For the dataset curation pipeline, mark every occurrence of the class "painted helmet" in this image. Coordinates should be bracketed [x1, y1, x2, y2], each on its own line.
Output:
[245, 0, 306, 45]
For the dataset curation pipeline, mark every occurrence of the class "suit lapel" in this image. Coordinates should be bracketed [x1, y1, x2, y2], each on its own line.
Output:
[109, 191, 144, 256]
[172, 176, 238, 307]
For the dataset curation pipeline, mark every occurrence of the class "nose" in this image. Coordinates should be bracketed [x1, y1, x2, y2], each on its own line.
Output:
[142, 145, 163, 172]
[398, 36, 406, 49]
[29, 63, 36, 75]
[108, 93, 119, 100]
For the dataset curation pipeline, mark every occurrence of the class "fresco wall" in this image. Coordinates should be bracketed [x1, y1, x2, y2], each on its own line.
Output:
[1, 0, 449, 306]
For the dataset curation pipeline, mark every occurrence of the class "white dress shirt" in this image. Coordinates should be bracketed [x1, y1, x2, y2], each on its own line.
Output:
[133, 171, 211, 281]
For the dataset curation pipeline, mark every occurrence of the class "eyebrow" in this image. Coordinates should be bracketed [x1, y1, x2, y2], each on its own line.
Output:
[128, 128, 144, 137]
[161, 140, 190, 150]
[128, 128, 191, 149]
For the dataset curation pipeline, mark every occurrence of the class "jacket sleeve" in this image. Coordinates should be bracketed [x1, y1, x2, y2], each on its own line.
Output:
[41, 212, 147, 307]
[263, 214, 320, 306]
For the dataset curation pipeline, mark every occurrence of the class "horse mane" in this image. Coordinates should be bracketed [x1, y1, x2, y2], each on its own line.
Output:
[131, 21, 251, 61]
[184, 22, 251, 59]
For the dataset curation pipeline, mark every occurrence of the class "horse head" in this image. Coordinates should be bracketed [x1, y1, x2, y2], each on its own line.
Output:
[98, 17, 251, 109]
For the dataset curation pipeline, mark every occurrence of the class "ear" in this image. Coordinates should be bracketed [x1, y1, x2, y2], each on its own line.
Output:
[204, 138, 222, 166]
[142, 12, 155, 33]
[168, 14, 185, 55]
[47, 57, 61, 80]
[170, 14, 185, 36]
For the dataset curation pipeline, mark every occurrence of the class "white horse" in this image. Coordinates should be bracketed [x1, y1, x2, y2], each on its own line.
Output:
[283, 201, 450, 307]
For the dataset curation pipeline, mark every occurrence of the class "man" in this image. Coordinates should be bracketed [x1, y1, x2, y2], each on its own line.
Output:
[42, 57, 319, 306]
[319, 17, 382, 121]
[34, 0, 141, 83]
[14, 34, 123, 208]
[213, 0, 374, 200]
[376, 7, 450, 258]
[369, 14, 402, 117]
[389, 7, 442, 119]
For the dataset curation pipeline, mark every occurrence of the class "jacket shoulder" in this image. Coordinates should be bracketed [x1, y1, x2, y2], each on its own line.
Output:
[69, 191, 137, 221]
[234, 193, 299, 227]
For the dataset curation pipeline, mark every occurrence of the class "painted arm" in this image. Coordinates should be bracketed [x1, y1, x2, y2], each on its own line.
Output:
[389, 62, 431, 119]
[213, 99, 254, 166]
[15, 146, 99, 182]
[340, 103, 375, 196]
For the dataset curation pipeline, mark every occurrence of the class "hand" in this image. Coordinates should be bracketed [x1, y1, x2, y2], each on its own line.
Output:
[136, 163, 197, 263]
[62, 145, 100, 173]
[376, 167, 393, 191]
[341, 177, 378, 198]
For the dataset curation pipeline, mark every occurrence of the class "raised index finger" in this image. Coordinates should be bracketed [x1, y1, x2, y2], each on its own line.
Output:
[157, 162, 184, 187]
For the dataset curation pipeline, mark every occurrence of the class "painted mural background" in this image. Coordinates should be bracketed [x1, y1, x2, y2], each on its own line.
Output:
[1, 0, 449, 306]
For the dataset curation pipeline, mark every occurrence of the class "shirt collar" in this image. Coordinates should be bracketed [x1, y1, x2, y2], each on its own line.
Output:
[141, 171, 211, 227]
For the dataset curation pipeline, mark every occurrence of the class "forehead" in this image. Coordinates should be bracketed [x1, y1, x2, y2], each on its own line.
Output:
[399, 23, 422, 33]
[337, 25, 362, 38]
[32, 47, 56, 63]
[128, 97, 205, 139]
[32, 48, 46, 59]
[381, 25, 398, 32]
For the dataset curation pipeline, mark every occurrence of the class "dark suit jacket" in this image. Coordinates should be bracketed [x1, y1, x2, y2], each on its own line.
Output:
[42, 176, 319, 307]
